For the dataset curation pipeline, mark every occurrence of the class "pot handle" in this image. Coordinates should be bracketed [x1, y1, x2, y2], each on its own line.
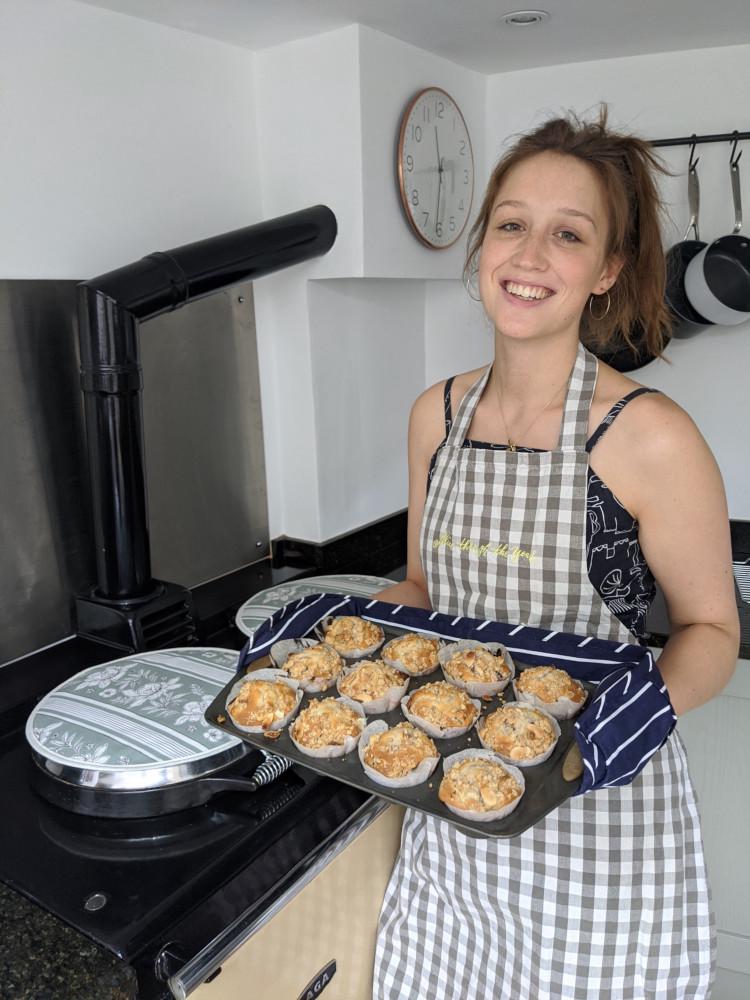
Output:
[730, 135, 743, 234]
[684, 152, 701, 242]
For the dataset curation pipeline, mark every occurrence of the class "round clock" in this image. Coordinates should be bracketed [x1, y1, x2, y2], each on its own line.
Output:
[397, 87, 475, 250]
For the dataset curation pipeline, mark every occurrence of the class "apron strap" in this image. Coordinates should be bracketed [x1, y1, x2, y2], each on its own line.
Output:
[443, 365, 492, 448]
[557, 342, 599, 452]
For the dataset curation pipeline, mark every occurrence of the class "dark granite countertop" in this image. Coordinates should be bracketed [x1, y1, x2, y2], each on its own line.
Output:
[0, 882, 137, 1000]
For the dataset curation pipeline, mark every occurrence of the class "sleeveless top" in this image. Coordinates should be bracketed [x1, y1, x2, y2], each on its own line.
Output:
[428, 378, 659, 638]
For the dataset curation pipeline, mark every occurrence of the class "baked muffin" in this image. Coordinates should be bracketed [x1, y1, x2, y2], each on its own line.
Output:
[337, 659, 408, 712]
[228, 677, 297, 731]
[477, 703, 559, 765]
[404, 681, 479, 735]
[439, 756, 523, 817]
[362, 722, 438, 780]
[283, 642, 343, 691]
[382, 633, 441, 675]
[514, 665, 586, 720]
[290, 697, 364, 754]
[443, 646, 511, 686]
[322, 616, 385, 658]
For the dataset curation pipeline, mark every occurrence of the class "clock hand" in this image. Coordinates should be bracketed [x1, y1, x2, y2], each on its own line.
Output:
[434, 126, 444, 235]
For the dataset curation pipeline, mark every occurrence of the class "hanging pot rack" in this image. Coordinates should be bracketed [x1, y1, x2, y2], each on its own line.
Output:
[651, 130, 749, 150]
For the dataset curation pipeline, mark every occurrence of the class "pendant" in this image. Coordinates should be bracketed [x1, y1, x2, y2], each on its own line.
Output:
[508, 440, 517, 452]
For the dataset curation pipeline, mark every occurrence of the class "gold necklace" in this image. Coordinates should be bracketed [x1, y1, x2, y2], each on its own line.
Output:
[492, 370, 569, 452]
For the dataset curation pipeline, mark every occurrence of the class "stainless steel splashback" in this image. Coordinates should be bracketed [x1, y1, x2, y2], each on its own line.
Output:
[0, 280, 268, 664]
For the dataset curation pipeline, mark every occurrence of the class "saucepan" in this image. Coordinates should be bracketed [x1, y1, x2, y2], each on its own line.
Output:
[665, 143, 710, 328]
[684, 135, 750, 326]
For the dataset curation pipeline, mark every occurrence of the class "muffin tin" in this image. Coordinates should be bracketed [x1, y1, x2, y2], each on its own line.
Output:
[205, 624, 592, 839]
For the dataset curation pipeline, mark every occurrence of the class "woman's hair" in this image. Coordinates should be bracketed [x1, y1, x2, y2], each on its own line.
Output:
[464, 105, 672, 360]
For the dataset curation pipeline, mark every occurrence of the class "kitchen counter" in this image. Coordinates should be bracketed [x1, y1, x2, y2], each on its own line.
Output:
[0, 882, 137, 1000]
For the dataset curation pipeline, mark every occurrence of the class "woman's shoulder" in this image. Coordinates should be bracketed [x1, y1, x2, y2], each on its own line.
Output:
[595, 362, 712, 486]
[410, 365, 491, 457]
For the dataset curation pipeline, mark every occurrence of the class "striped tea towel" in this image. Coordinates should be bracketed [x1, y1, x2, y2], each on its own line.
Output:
[239, 594, 676, 795]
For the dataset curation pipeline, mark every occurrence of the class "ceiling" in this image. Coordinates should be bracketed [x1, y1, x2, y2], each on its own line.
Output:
[78, 0, 750, 72]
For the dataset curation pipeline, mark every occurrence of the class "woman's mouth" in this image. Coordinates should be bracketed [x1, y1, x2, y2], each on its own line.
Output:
[503, 280, 555, 302]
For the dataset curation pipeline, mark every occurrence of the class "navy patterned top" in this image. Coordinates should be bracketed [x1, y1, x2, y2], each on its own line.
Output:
[428, 379, 659, 639]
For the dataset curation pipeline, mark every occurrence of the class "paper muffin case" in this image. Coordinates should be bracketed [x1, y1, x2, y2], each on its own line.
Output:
[512, 674, 587, 720]
[475, 704, 561, 768]
[439, 749, 525, 823]
[289, 696, 366, 759]
[336, 662, 410, 714]
[315, 616, 385, 659]
[381, 634, 443, 676]
[400, 691, 481, 740]
[225, 669, 303, 734]
[358, 720, 440, 789]
[270, 638, 344, 693]
[438, 639, 515, 697]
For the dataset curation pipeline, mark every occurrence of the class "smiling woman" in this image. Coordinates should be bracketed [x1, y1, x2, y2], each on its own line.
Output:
[372, 106, 739, 1000]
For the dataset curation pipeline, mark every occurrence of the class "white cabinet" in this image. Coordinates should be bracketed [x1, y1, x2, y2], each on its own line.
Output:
[675, 658, 750, 1000]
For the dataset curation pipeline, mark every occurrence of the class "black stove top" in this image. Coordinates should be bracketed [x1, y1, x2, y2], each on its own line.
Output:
[0, 616, 369, 998]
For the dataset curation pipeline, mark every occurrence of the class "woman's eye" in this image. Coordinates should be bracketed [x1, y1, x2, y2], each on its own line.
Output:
[498, 222, 522, 232]
[557, 230, 580, 243]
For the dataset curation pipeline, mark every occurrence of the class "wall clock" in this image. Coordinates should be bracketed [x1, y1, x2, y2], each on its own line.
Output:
[397, 87, 475, 250]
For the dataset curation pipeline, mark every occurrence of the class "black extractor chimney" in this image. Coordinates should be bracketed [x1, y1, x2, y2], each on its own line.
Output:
[75, 205, 336, 651]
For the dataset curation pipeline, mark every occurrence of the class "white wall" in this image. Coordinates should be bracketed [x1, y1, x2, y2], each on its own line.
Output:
[485, 43, 750, 519]
[0, 0, 260, 278]
[254, 25, 490, 540]
[309, 279, 425, 538]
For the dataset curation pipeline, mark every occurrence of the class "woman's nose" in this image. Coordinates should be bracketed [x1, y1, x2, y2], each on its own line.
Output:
[511, 231, 547, 270]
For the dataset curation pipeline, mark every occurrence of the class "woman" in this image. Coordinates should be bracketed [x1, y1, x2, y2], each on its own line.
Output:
[372, 109, 739, 999]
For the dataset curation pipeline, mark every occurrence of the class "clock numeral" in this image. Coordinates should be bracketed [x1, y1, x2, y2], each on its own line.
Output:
[422, 105, 431, 123]
[449, 216, 456, 232]
[459, 140, 467, 156]
[411, 189, 419, 207]
[463, 170, 470, 185]
[459, 199, 465, 212]
[405, 154, 414, 173]
[411, 124, 422, 142]
[436, 222, 444, 238]
[436, 100, 445, 119]
[421, 212, 430, 228]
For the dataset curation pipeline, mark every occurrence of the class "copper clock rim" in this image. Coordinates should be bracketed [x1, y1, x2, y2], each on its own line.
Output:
[396, 86, 475, 251]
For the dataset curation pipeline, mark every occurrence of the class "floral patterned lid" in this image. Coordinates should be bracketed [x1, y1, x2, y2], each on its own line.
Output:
[235, 574, 393, 637]
[26, 648, 244, 790]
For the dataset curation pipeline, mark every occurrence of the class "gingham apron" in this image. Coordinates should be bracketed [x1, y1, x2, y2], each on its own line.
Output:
[372, 343, 714, 1000]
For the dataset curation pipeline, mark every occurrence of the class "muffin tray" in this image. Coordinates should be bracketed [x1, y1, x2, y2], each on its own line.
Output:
[205, 628, 592, 839]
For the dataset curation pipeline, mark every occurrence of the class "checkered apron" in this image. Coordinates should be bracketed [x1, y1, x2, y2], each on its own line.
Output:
[373, 343, 714, 999]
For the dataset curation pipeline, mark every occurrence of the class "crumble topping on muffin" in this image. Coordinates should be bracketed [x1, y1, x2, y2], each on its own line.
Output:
[290, 698, 364, 749]
[363, 722, 438, 779]
[439, 757, 523, 813]
[228, 678, 297, 730]
[406, 681, 478, 731]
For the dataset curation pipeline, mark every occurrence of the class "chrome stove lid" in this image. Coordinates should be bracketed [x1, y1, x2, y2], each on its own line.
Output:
[26, 647, 246, 791]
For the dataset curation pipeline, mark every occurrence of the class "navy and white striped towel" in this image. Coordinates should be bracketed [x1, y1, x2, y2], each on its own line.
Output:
[239, 593, 677, 796]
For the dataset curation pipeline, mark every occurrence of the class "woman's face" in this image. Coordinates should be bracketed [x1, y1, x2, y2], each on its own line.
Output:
[478, 151, 622, 344]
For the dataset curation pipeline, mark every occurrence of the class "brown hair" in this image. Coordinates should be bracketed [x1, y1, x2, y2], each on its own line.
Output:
[464, 105, 672, 360]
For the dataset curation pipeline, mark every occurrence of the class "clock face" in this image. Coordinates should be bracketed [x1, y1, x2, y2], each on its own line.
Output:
[397, 87, 475, 250]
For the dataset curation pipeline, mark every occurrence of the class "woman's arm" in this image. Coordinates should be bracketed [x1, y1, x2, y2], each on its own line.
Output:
[629, 395, 740, 716]
[375, 383, 447, 610]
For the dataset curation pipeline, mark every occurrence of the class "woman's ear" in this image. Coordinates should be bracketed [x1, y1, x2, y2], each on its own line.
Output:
[596, 254, 625, 294]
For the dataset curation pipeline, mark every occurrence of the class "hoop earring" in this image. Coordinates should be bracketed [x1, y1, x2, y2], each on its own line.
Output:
[463, 261, 482, 302]
[588, 290, 611, 321]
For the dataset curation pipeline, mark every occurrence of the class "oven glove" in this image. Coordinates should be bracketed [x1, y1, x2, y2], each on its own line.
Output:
[573, 653, 677, 795]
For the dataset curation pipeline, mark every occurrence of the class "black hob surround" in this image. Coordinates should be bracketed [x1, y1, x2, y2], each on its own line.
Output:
[0, 632, 369, 999]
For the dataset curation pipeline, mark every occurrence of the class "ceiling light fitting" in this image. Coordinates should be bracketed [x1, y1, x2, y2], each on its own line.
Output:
[502, 10, 550, 27]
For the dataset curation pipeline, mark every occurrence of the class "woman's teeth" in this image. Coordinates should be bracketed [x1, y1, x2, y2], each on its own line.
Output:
[504, 281, 553, 301]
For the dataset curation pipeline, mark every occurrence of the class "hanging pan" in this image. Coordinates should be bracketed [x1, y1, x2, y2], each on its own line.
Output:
[684, 135, 750, 326]
[665, 142, 710, 328]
